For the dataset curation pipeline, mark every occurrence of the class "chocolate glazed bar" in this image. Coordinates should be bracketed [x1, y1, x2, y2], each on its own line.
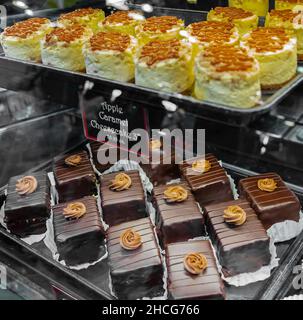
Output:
[100, 170, 147, 226]
[166, 240, 225, 300]
[53, 196, 105, 266]
[53, 150, 97, 203]
[4, 171, 51, 237]
[204, 199, 271, 277]
[239, 173, 301, 229]
[179, 154, 233, 206]
[153, 183, 205, 247]
[107, 217, 164, 300]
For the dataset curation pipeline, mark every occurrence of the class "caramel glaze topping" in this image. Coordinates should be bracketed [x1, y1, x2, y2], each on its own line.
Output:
[15, 176, 38, 195]
[142, 16, 181, 33]
[120, 228, 142, 250]
[59, 7, 98, 21]
[269, 9, 301, 22]
[164, 186, 188, 203]
[202, 44, 255, 72]
[223, 205, 247, 226]
[63, 202, 86, 219]
[257, 178, 278, 192]
[90, 31, 130, 52]
[140, 39, 181, 66]
[189, 21, 236, 43]
[45, 25, 86, 44]
[246, 27, 290, 53]
[103, 10, 139, 25]
[3, 18, 49, 38]
[213, 6, 254, 20]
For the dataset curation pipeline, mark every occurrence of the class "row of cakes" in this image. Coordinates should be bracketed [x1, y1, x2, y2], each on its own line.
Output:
[229, 0, 303, 16]
[0, 7, 302, 109]
[1, 141, 301, 299]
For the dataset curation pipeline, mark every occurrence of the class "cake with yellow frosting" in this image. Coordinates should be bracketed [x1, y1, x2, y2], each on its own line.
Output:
[194, 44, 261, 108]
[0, 18, 52, 62]
[84, 31, 137, 82]
[41, 25, 92, 72]
[207, 6, 258, 35]
[135, 39, 194, 93]
[266, 9, 303, 59]
[135, 16, 184, 46]
[100, 10, 144, 36]
[185, 21, 239, 56]
[275, 0, 303, 10]
[241, 27, 297, 89]
[229, 0, 269, 16]
[58, 7, 105, 33]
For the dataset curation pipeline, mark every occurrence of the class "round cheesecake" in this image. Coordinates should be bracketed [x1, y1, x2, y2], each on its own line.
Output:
[266, 9, 303, 60]
[0, 18, 52, 62]
[207, 6, 258, 35]
[135, 16, 184, 46]
[84, 31, 137, 82]
[100, 10, 144, 36]
[41, 25, 92, 72]
[194, 44, 261, 108]
[241, 27, 297, 89]
[228, 0, 269, 16]
[58, 7, 105, 33]
[135, 39, 194, 93]
[275, 0, 303, 10]
[185, 21, 239, 56]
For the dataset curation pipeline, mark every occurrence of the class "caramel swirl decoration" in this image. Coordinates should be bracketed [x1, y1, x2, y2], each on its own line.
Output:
[257, 178, 277, 192]
[164, 186, 188, 203]
[223, 205, 246, 226]
[149, 139, 162, 150]
[15, 176, 38, 196]
[120, 228, 142, 251]
[109, 173, 132, 191]
[63, 202, 86, 219]
[192, 159, 211, 174]
[184, 253, 208, 275]
[65, 154, 82, 167]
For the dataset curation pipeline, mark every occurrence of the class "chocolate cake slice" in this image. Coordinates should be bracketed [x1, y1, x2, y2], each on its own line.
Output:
[53, 196, 105, 265]
[107, 217, 164, 300]
[4, 171, 51, 237]
[204, 199, 271, 277]
[100, 170, 147, 226]
[239, 173, 301, 229]
[53, 150, 97, 203]
[140, 139, 179, 186]
[166, 240, 225, 300]
[179, 154, 233, 206]
[88, 141, 120, 173]
[153, 183, 205, 247]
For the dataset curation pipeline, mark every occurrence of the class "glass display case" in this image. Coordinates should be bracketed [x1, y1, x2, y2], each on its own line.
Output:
[0, 0, 303, 300]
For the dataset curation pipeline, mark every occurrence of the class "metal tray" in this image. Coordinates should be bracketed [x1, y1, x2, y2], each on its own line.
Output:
[0, 2, 302, 127]
[0, 144, 303, 300]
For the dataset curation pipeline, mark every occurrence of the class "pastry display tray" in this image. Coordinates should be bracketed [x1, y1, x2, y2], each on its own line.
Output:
[0, 3, 303, 127]
[0, 144, 303, 300]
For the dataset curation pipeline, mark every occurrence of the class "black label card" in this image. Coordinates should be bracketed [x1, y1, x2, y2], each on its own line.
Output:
[79, 83, 149, 150]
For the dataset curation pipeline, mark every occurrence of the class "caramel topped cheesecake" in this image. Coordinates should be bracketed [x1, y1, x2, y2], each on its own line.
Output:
[0, 18, 52, 62]
[135, 15, 184, 45]
[241, 27, 297, 89]
[58, 7, 105, 32]
[194, 44, 261, 108]
[275, 0, 303, 10]
[135, 38, 194, 93]
[41, 25, 92, 72]
[84, 31, 137, 82]
[229, 0, 269, 16]
[207, 6, 258, 35]
[185, 21, 239, 55]
[101, 10, 144, 36]
[266, 9, 303, 59]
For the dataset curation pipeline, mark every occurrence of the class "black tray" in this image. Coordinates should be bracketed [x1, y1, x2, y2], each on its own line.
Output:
[0, 144, 303, 300]
[0, 2, 302, 127]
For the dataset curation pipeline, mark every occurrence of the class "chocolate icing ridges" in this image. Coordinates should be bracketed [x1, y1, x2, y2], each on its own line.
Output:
[166, 240, 225, 300]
